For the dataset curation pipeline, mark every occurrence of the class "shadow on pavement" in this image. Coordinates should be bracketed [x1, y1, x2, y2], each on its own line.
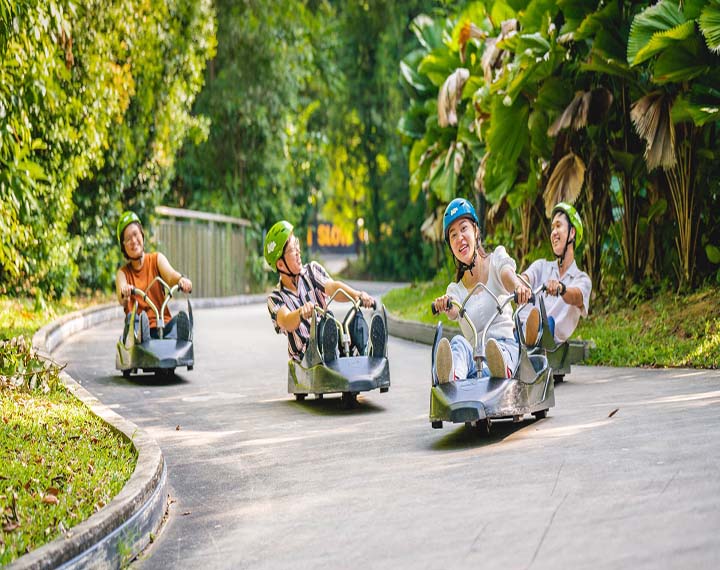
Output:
[100, 372, 191, 388]
[281, 396, 386, 416]
[429, 418, 535, 451]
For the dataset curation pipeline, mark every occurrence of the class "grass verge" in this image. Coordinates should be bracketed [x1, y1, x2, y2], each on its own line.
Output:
[1, 325, 136, 565]
[383, 279, 720, 369]
[0, 293, 114, 340]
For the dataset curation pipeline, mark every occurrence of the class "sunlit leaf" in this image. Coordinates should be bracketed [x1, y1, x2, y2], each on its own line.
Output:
[699, 1, 720, 53]
[628, 2, 690, 66]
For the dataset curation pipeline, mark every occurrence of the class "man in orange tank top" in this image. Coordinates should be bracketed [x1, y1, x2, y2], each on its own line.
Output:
[115, 211, 193, 342]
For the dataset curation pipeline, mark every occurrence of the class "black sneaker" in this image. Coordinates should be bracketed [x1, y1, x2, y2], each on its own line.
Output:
[369, 313, 386, 358]
[176, 311, 191, 341]
[320, 317, 338, 363]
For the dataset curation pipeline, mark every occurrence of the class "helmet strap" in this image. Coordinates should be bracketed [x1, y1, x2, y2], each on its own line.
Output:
[277, 255, 300, 287]
[555, 225, 575, 270]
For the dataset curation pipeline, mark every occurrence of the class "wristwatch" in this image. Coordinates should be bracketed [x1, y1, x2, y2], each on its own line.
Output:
[559, 282, 567, 296]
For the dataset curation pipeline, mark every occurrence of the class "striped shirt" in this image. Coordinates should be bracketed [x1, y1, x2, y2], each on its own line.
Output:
[267, 262, 330, 361]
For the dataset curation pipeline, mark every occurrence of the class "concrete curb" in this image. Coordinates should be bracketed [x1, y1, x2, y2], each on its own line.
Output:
[13, 294, 267, 569]
[386, 312, 460, 346]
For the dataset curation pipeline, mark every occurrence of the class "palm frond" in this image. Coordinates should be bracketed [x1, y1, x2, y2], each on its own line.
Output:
[631, 92, 676, 170]
[700, 1, 720, 53]
[438, 68, 469, 127]
[548, 91, 588, 136]
[544, 152, 586, 215]
[628, 1, 689, 66]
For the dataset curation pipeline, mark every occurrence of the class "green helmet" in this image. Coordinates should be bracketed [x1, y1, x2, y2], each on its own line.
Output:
[551, 202, 583, 245]
[117, 211, 142, 248]
[264, 220, 294, 267]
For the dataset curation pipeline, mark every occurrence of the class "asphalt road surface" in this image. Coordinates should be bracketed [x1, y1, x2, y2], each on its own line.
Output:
[54, 290, 720, 569]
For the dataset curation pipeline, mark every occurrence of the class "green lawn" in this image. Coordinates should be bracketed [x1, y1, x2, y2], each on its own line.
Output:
[1, 314, 136, 565]
[0, 294, 115, 340]
[383, 279, 720, 369]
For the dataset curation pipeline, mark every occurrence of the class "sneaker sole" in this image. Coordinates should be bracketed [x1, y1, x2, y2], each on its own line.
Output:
[525, 307, 539, 347]
[486, 339, 507, 379]
[436, 338, 453, 384]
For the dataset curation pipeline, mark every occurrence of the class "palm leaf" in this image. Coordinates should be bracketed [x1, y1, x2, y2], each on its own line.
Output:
[671, 91, 720, 126]
[699, 1, 720, 53]
[419, 48, 462, 87]
[437, 68, 469, 127]
[548, 91, 590, 136]
[653, 37, 709, 83]
[627, 1, 687, 66]
[400, 51, 434, 95]
[544, 152, 585, 216]
[630, 92, 676, 170]
[410, 14, 444, 51]
[487, 94, 529, 164]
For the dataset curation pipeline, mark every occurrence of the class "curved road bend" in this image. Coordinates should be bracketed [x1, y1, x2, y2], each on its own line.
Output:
[54, 288, 720, 569]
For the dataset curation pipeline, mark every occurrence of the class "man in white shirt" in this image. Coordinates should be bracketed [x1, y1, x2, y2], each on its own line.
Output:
[518, 202, 592, 346]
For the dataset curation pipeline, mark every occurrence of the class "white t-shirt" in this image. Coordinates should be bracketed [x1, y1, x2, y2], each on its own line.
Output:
[446, 246, 516, 346]
[519, 258, 591, 343]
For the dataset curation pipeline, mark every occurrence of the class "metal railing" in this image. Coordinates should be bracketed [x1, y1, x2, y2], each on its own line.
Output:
[154, 206, 252, 298]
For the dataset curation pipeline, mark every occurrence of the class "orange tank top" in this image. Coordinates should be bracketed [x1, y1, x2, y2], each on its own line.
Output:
[121, 252, 172, 329]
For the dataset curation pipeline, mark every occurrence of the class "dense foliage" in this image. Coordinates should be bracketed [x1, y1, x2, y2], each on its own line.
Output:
[0, 0, 215, 297]
[170, 0, 438, 283]
[2, 0, 718, 296]
[398, 0, 720, 295]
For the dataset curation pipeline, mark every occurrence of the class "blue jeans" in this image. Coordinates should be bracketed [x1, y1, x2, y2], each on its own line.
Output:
[448, 335, 519, 379]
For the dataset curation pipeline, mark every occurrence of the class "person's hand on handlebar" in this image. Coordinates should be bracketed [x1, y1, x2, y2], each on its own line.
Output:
[358, 291, 375, 309]
[298, 301, 315, 320]
[120, 283, 134, 302]
[545, 279, 565, 297]
[432, 295, 453, 315]
[178, 276, 193, 294]
[514, 282, 532, 305]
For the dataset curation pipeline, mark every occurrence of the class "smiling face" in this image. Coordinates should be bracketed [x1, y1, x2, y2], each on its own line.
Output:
[550, 212, 574, 256]
[447, 217, 478, 265]
[277, 233, 303, 274]
[122, 222, 144, 259]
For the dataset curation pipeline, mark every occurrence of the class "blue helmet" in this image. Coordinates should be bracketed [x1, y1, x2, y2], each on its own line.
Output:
[443, 198, 479, 242]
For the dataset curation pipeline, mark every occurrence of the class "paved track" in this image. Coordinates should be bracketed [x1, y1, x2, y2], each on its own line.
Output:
[54, 295, 720, 569]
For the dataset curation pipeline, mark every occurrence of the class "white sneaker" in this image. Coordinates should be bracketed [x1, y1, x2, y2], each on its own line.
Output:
[435, 337, 454, 384]
[486, 338, 508, 379]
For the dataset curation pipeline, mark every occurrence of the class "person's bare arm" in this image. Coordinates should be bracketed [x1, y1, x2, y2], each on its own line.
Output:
[276, 302, 314, 332]
[157, 253, 192, 293]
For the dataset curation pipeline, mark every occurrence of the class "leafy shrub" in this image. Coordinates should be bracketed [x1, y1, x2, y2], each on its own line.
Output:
[0, 337, 62, 393]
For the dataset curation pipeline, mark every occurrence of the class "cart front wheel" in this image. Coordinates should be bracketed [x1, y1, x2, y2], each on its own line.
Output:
[295, 393, 307, 401]
[476, 418, 491, 436]
[341, 392, 357, 409]
[533, 409, 548, 419]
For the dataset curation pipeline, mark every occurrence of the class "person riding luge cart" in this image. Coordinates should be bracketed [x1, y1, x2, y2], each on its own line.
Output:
[520, 290, 593, 383]
[429, 282, 553, 434]
[264, 219, 389, 408]
[288, 289, 390, 408]
[115, 277, 194, 377]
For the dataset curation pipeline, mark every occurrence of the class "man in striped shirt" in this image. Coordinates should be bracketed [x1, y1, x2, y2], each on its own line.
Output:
[265, 220, 375, 363]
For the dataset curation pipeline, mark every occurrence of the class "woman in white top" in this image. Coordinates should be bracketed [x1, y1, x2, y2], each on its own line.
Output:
[432, 198, 531, 381]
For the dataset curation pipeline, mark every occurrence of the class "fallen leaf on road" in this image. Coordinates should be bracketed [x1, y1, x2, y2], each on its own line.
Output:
[175, 425, 181, 431]
[182, 511, 192, 516]
[608, 408, 619, 418]
[42, 495, 59, 505]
